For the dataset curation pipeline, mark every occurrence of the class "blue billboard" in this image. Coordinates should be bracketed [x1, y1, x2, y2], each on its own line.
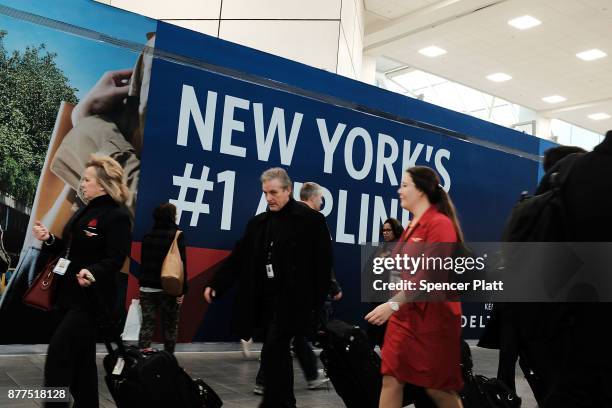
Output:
[129, 23, 542, 341]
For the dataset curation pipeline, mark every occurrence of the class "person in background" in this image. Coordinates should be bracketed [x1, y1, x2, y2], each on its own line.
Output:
[480, 143, 588, 404]
[203, 168, 332, 408]
[535, 145, 586, 195]
[138, 202, 187, 354]
[33, 155, 131, 408]
[299, 182, 342, 315]
[366, 218, 404, 350]
[543, 145, 587, 173]
[366, 166, 464, 408]
[536, 131, 612, 407]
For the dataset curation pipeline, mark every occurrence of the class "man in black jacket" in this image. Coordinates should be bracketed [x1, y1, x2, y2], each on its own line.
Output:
[204, 168, 333, 408]
[541, 130, 612, 407]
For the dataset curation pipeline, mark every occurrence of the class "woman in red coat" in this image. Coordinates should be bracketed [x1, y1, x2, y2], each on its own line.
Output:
[366, 166, 464, 408]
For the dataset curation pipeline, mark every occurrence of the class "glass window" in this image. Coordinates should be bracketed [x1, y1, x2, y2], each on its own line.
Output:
[379, 68, 603, 145]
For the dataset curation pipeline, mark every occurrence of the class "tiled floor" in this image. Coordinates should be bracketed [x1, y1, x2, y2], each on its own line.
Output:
[0, 343, 537, 407]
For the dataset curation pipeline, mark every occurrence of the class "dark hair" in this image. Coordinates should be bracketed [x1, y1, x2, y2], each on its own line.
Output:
[153, 203, 177, 225]
[406, 166, 464, 242]
[381, 218, 404, 241]
[543, 145, 586, 172]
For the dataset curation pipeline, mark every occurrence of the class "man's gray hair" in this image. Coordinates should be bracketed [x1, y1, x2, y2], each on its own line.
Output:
[300, 182, 322, 201]
[260, 167, 292, 190]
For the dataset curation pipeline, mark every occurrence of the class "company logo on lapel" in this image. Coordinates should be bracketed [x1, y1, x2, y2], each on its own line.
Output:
[84, 218, 99, 237]
[411, 237, 423, 242]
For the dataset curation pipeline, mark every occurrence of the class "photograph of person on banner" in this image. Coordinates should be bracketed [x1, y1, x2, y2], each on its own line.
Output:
[0, 2, 156, 343]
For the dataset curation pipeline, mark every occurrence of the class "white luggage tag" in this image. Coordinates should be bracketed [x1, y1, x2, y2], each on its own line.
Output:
[112, 357, 125, 375]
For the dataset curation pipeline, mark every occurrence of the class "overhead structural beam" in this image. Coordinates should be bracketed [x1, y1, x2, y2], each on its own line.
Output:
[364, 0, 509, 55]
[539, 98, 612, 116]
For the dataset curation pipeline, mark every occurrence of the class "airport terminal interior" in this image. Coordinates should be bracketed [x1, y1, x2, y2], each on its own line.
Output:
[0, 0, 610, 407]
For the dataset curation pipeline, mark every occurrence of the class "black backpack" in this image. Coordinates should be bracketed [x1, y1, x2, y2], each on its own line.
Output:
[501, 155, 580, 242]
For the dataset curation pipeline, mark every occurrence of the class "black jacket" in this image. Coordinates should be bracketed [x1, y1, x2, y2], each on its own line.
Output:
[210, 198, 333, 339]
[138, 222, 187, 295]
[42, 194, 132, 313]
[559, 132, 612, 362]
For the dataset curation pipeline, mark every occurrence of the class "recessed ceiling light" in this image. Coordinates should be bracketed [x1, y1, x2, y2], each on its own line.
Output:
[508, 15, 541, 30]
[486, 73, 512, 82]
[418, 46, 447, 57]
[588, 112, 610, 120]
[542, 95, 567, 103]
[576, 49, 607, 61]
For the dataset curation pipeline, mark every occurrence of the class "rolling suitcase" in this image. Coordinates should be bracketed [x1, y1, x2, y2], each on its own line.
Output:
[317, 319, 434, 408]
[460, 340, 521, 408]
[103, 340, 222, 408]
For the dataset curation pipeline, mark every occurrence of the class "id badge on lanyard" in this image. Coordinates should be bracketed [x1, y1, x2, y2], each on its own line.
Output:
[266, 241, 274, 279]
[53, 238, 72, 276]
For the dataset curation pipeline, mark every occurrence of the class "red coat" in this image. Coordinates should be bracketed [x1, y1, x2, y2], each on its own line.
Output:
[380, 205, 463, 391]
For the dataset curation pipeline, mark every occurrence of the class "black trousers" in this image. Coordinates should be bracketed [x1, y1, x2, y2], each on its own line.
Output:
[541, 327, 612, 408]
[44, 308, 98, 408]
[256, 335, 319, 386]
[258, 321, 298, 408]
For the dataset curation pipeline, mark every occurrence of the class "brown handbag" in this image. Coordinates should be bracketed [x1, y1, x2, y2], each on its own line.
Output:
[23, 257, 59, 311]
[161, 231, 184, 296]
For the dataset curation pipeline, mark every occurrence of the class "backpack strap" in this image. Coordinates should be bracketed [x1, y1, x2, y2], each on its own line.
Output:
[549, 153, 582, 240]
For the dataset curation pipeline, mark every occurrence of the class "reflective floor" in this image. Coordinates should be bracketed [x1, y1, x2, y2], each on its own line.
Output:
[0, 342, 537, 407]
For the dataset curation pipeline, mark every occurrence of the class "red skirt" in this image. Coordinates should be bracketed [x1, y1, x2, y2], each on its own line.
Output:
[381, 302, 463, 391]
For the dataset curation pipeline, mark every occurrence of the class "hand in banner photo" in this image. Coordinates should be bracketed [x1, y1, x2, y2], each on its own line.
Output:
[71, 69, 133, 127]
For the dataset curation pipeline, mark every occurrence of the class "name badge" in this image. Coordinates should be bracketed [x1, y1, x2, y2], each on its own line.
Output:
[53, 258, 71, 276]
[265, 264, 275, 279]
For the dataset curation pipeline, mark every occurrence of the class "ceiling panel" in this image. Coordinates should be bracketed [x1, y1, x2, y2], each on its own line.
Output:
[366, 0, 612, 134]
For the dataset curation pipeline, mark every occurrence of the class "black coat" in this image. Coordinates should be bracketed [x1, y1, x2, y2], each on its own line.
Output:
[42, 194, 132, 314]
[138, 222, 188, 295]
[560, 132, 612, 362]
[210, 198, 332, 339]
[488, 133, 612, 389]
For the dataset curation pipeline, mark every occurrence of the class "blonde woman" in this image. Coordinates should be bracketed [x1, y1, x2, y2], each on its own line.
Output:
[33, 155, 131, 408]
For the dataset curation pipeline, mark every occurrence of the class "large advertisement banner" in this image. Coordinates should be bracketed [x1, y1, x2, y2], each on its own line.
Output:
[128, 23, 541, 341]
[0, 3, 546, 343]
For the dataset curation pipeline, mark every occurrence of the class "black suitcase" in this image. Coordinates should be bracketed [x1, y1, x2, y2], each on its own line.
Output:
[317, 319, 434, 408]
[103, 340, 222, 408]
[460, 340, 521, 408]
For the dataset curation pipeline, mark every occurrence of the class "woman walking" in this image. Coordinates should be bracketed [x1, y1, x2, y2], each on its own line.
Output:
[366, 166, 464, 408]
[138, 203, 187, 353]
[33, 155, 132, 407]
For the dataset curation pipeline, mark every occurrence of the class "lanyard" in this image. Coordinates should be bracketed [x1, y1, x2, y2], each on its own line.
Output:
[267, 241, 273, 263]
[64, 237, 73, 260]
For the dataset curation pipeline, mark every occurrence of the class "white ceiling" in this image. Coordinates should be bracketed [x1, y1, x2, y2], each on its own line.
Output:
[364, 0, 612, 135]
